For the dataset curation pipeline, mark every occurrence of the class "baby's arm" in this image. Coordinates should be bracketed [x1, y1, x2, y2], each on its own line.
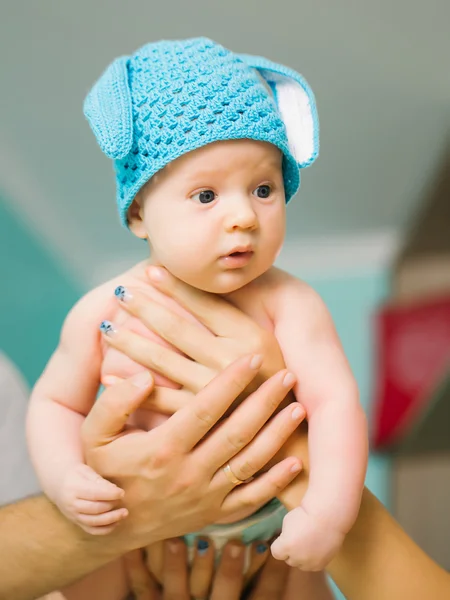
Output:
[269, 276, 368, 570]
[26, 289, 126, 534]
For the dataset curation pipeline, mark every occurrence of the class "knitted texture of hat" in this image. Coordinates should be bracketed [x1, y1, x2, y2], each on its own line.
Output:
[85, 37, 301, 227]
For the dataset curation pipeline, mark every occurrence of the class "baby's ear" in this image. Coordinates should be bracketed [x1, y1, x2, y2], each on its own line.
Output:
[83, 56, 133, 159]
[127, 199, 147, 239]
[239, 54, 319, 168]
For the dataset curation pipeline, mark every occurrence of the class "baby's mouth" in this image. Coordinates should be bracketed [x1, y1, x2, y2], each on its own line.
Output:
[229, 250, 253, 258]
[220, 249, 254, 268]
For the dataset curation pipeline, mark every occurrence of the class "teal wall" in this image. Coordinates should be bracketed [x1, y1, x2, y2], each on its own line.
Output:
[0, 195, 81, 386]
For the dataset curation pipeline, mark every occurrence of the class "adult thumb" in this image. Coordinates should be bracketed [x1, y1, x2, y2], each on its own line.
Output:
[81, 371, 154, 448]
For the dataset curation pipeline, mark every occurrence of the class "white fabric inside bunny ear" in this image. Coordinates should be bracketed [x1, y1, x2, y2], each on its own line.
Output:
[239, 54, 319, 168]
[83, 56, 134, 160]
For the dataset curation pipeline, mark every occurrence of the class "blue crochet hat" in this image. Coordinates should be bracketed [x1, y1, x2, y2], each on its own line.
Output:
[84, 37, 319, 227]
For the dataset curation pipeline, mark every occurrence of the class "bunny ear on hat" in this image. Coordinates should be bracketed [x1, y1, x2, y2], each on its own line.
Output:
[83, 56, 134, 160]
[239, 54, 319, 168]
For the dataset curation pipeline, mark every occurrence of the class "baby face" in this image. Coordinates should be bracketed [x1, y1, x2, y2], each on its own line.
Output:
[129, 139, 286, 294]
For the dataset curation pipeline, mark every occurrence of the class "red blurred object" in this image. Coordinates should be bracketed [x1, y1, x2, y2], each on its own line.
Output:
[372, 295, 450, 450]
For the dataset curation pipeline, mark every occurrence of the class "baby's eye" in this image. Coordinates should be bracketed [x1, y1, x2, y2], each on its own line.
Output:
[253, 185, 272, 199]
[192, 190, 216, 204]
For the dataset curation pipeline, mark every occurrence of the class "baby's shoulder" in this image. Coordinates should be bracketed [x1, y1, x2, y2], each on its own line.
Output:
[64, 268, 141, 332]
[254, 267, 313, 302]
[229, 268, 313, 326]
[256, 266, 298, 290]
[256, 267, 328, 322]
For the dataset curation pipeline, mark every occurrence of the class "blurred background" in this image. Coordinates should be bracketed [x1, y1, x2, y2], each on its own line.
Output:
[1, 1, 449, 597]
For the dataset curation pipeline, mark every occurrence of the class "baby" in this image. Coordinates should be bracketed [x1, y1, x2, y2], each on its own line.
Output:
[27, 37, 368, 581]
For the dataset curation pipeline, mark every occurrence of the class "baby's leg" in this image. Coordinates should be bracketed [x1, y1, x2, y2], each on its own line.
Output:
[283, 568, 335, 600]
[39, 558, 129, 600]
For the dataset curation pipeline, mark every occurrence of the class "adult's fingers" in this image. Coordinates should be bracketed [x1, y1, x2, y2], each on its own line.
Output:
[199, 369, 297, 473]
[123, 549, 159, 600]
[248, 552, 290, 599]
[102, 327, 213, 392]
[219, 402, 305, 484]
[282, 570, 335, 600]
[144, 542, 165, 585]
[162, 354, 262, 452]
[141, 386, 194, 414]
[210, 542, 245, 600]
[189, 537, 214, 599]
[147, 266, 256, 339]
[162, 538, 190, 600]
[244, 542, 270, 585]
[114, 287, 219, 364]
[81, 372, 154, 448]
[222, 457, 302, 516]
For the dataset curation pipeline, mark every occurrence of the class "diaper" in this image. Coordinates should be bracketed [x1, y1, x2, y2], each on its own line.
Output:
[184, 498, 286, 565]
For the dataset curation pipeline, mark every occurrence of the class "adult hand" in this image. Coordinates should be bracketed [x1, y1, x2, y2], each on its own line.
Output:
[81, 354, 304, 548]
[104, 267, 310, 507]
[143, 537, 272, 592]
[125, 538, 289, 599]
[105, 266, 290, 414]
[199, 540, 290, 600]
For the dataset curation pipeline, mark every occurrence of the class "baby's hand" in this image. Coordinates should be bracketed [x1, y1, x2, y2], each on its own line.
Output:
[271, 506, 345, 571]
[56, 463, 128, 535]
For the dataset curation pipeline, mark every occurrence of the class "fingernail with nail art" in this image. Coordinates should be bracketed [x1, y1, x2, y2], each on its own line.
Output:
[197, 539, 209, 555]
[114, 285, 132, 302]
[99, 320, 117, 336]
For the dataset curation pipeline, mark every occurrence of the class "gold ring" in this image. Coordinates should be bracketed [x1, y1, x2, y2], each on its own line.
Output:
[222, 463, 245, 486]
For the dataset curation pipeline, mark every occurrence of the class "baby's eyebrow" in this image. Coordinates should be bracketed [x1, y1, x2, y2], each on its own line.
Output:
[182, 168, 222, 182]
[252, 163, 282, 176]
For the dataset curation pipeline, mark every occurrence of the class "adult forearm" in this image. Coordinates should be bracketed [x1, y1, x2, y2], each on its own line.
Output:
[275, 431, 450, 599]
[327, 488, 450, 600]
[0, 495, 130, 600]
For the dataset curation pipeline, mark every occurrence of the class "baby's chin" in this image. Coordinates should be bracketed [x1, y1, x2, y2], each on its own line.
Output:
[188, 271, 256, 295]
[157, 258, 268, 295]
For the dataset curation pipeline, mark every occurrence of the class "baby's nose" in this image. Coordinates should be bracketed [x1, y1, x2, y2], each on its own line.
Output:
[223, 199, 258, 232]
